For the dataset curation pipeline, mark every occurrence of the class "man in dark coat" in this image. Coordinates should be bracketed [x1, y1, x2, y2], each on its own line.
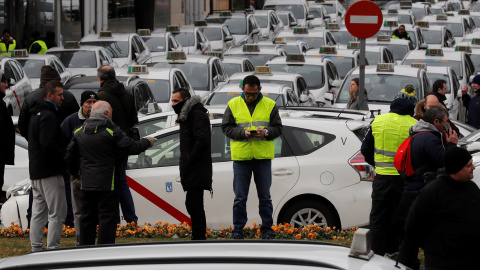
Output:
[462, 74, 480, 128]
[44, 31, 57, 49]
[61, 90, 98, 245]
[66, 101, 156, 245]
[391, 25, 412, 41]
[398, 147, 480, 269]
[28, 80, 67, 252]
[171, 88, 212, 240]
[96, 65, 138, 224]
[0, 72, 14, 203]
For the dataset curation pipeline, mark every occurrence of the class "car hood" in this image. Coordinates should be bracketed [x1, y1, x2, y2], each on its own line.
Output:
[209, 40, 224, 51]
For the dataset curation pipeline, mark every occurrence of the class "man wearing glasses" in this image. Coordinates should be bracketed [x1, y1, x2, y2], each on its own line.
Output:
[221, 75, 283, 240]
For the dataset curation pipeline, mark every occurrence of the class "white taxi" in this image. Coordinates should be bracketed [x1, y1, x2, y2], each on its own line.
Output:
[205, 11, 262, 46]
[422, 14, 472, 43]
[324, 23, 358, 46]
[333, 63, 431, 114]
[416, 21, 456, 48]
[276, 27, 337, 49]
[256, 37, 310, 54]
[372, 20, 428, 50]
[196, 22, 236, 52]
[366, 35, 413, 63]
[315, 0, 346, 23]
[307, 2, 329, 28]
[264, 0, 314, 28]
[80, 31, 151, 67]
[224, 44, 286, 68]
[365, 45, 395, 65]
[160, 24, 211, 55]
[115, 65, 195, 113]
[137, 29, 183, 57]
[305, 45, 360, 79]
[253, 9, 284, 41]
[0, 55, 33, 116]
[46, 42, 116, 76]
[221, 55, 255, 77]
[382, 8, 415, 25]
[12, 50, 71, 89]
[276, 10, 299, 30]
[143, 51, 228, 99]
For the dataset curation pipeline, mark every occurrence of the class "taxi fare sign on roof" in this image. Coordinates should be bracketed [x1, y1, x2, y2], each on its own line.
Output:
[345, 1, 383, 39]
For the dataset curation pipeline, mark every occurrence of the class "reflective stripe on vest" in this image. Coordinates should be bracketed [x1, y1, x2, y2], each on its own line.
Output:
[0, 39, 16, 56]
[228, 96, 276, 161]
[372, 113, 417, 175]
[29, 40, 48, 54]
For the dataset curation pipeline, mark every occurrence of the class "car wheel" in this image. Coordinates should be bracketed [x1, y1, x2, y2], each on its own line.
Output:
[281, 200, 339, 228]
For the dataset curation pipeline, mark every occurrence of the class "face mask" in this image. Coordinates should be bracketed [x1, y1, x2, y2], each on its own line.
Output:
[172, 100, 186, 115]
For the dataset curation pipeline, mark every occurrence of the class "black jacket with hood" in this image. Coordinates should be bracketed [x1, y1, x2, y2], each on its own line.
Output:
[177, 95, 212, 191]
[0, 91, 15, 165]
[97, 79, 138, 138]
[65, 114, 150, 191]
[28, 100, 66, 180]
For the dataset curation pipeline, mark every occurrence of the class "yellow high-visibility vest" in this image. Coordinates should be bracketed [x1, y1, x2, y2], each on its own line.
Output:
[29, 40, 48, 54]
[0, 39, 16, 56]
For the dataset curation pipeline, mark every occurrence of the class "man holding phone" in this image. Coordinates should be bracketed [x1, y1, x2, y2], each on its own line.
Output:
[221, 75, 283, 240]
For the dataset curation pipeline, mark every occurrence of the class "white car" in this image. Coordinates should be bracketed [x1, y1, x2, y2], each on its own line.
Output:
[366, 35, 413, 63]
[196, 23, 236, 52]
[138, 30, 183, 57]
[224, 44, 287, 68]
[166, 25, 212, 55]
[80, 31, 151, 67]
[205, 11, 262, 46]
[422, 14, 472, 44]
[253, 10, 284, 41]
[221, 56, 255, 77]
[307, 3, 329, 28]
[371, 21, 428, 51]
[324, 23, 358, 46]
[315, 0, 346, 23]
[305, 45, 360, 79]
[382, 9, 415, 25]
[13, 52, 71, 89]
[264, 0, 314, 28]
[365, 45, 395, 65]
[416, 22, 456, 48]
[276, 27, 337, 49]
[0, 236, 409, 270]
[0, 56, 33, 116]
[256, 38, 310, 54]
[276, 10, 299, 30]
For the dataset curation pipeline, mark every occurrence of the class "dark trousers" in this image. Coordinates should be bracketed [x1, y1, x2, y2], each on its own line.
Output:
[79, 189, 119, 246]
[119, 157, 137, 223]
[396, 191, 421, 270]
[370, 174, 404, 256]
[63, 172, 74, 227]
[185, 188, 206, 240]
[0, 163, 6, 201]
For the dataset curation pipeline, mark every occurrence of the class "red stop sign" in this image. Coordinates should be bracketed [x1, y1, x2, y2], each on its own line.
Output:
[345, 1, 383, 39]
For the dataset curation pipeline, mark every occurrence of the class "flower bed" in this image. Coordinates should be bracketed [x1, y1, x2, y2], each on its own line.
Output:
[0, 222, 358, 241]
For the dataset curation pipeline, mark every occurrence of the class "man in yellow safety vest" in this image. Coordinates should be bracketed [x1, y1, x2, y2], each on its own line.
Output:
[221, 75, 283, 240]
[0, 29, 16, 56]
[29, 31, 48, 54]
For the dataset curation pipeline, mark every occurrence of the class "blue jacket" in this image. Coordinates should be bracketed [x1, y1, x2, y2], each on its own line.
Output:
[61, 109, 87, 144]
[467, 94, 480, 128]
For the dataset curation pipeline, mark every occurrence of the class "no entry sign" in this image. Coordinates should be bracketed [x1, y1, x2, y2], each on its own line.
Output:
[345, 1, 383, 39]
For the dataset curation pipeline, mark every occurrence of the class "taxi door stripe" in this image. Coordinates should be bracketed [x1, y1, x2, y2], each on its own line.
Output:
[127, 176, 192, 225]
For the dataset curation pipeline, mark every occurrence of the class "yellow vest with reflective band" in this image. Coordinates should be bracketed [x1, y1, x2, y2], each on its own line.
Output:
[29, 40, 48, 54]
[0, 39, 16, 56]
[228, 96, 276, 161]
[392, 34, 410, 40]
[371, 113, 417, 175]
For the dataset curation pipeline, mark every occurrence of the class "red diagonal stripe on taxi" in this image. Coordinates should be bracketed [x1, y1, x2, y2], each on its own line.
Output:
[127, 176, 191, 225]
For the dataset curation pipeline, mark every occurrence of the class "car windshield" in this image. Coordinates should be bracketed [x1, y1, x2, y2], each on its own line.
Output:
[205, 18, 247, 35]
[265, 5, 305, 19]
[402, 59, 463, 80]
[278, 14, 288, 25]
[365, 51, 381, 65]
[383, 14, 412, 25]
[254, 15, 268, 28]
[422, 30, 442, 44]
[200, 28, 222, 41]
[47, 51, 97, 68]
[308, 8, 323, 18]
[174, 32, 195, 47]
[16, 59, 45, 78]
[430, 8, 444, 15]
[411, 7, 426, 20]
[142, 79, 170, 102]
[338, 74, 421, 103]
[430, 22, 463, 37]
[427, 73, 451, 94]
[321, 4, 336, 14]
[285, 36, 324, 48]
[320, 55, 355, 79]
[331, 31, 356, 45]
[143, 37, 167, 52]
[384, 44, 409, 61]
[208, 92, 284, 106]
[80, 41, 129, 58]
[149, 62, 209, 90]
[223, 63, 242, 77]
[228, 54, 276, 67]
[277, 45, 302, 54]
[268, 64, 325, 88]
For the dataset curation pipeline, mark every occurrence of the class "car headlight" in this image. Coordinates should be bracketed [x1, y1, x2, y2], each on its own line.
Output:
[6, 182, 31, 198]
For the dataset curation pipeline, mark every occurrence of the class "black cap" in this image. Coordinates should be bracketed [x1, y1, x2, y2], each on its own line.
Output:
[80, 91, 99, 106]
[390, 98, 415, 117]
[445, 147, 472, 174]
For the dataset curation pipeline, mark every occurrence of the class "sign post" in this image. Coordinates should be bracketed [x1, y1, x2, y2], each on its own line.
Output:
[345, 1, 383, 110]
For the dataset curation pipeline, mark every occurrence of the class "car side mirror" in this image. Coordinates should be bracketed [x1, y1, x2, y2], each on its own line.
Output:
[133, 52, 140, 61]
[324, 92, 334, 103]
[148, 102, 161, 114]
[331, 80, 341, 88]
[251, 28, 260, 35]
[224, 35, 234, 42]
[290, 21, 298, 27]
[419, 43, 428, 50]
[306, 15, 314, 21]
[324, 14, 330, 19]
[300, 94, 309, 103]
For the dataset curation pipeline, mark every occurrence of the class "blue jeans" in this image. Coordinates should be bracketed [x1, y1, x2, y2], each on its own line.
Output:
[233, 159, 273, 236]
[119, 157, 138, 224]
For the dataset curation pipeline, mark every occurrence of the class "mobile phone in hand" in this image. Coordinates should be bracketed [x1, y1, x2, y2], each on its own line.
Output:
[250, 130, 258, 134]
[444, 122, 451, 135]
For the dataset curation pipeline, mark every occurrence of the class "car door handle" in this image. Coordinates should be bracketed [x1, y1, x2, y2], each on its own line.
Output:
[273, 169, 294, 176]
[175, 177, 181, 182]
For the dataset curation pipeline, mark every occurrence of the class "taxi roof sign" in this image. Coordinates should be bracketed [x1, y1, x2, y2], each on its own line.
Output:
[446, 12, 455, 17]
[456, 45, 472, 53]
[293, 27, 308, 34]
[315, 0, 325, 3]
[243, 44, 260, 52]
[64, 41, 80, 49]
[99, 31, 112, 38]
[472, 39, 480, 45]
[128, 65, 149, 74]
[387, 9, 398, 14]
[219, 11, 232, 17]
[459, 9, 470, 15]
[194, 20, 208, 27]
[326, 23, 340, 30]
[166, 25, 180, 33]
[411, 63, 427, 70]
[254, 66, 272, 75]
[11, 49, 28, 57]
[436, 14, 448, 20]
[137, 29, 151, 36]
[320, 46, 337, 54]
[204, 51, 223, 59]
[426, 48, 443, 56]
[423, 0, 435, 3]
[274, 37, 286, 44]
[384, 20, 398, 27]
[400, 1, 412, 8]
[167, 51, 187, 60]
[347, 41, 360, 49]
[416, 21, 429, 28]
[286, 53, 305, 62]
[377, 63, 394, 72]
[377, 35, 391, 42]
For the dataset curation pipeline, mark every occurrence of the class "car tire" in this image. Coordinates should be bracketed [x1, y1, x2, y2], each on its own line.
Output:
[280, 200, 340, 228]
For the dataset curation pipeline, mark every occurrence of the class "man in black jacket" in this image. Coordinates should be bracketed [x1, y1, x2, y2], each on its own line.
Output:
[97, 65, 139, 224]
[65, 101, 156, 245]
[28, 80, 67, 252]
[398, 147, 480, 269]
[171, 88, 212, 240]
[0, 72, 14, 203]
